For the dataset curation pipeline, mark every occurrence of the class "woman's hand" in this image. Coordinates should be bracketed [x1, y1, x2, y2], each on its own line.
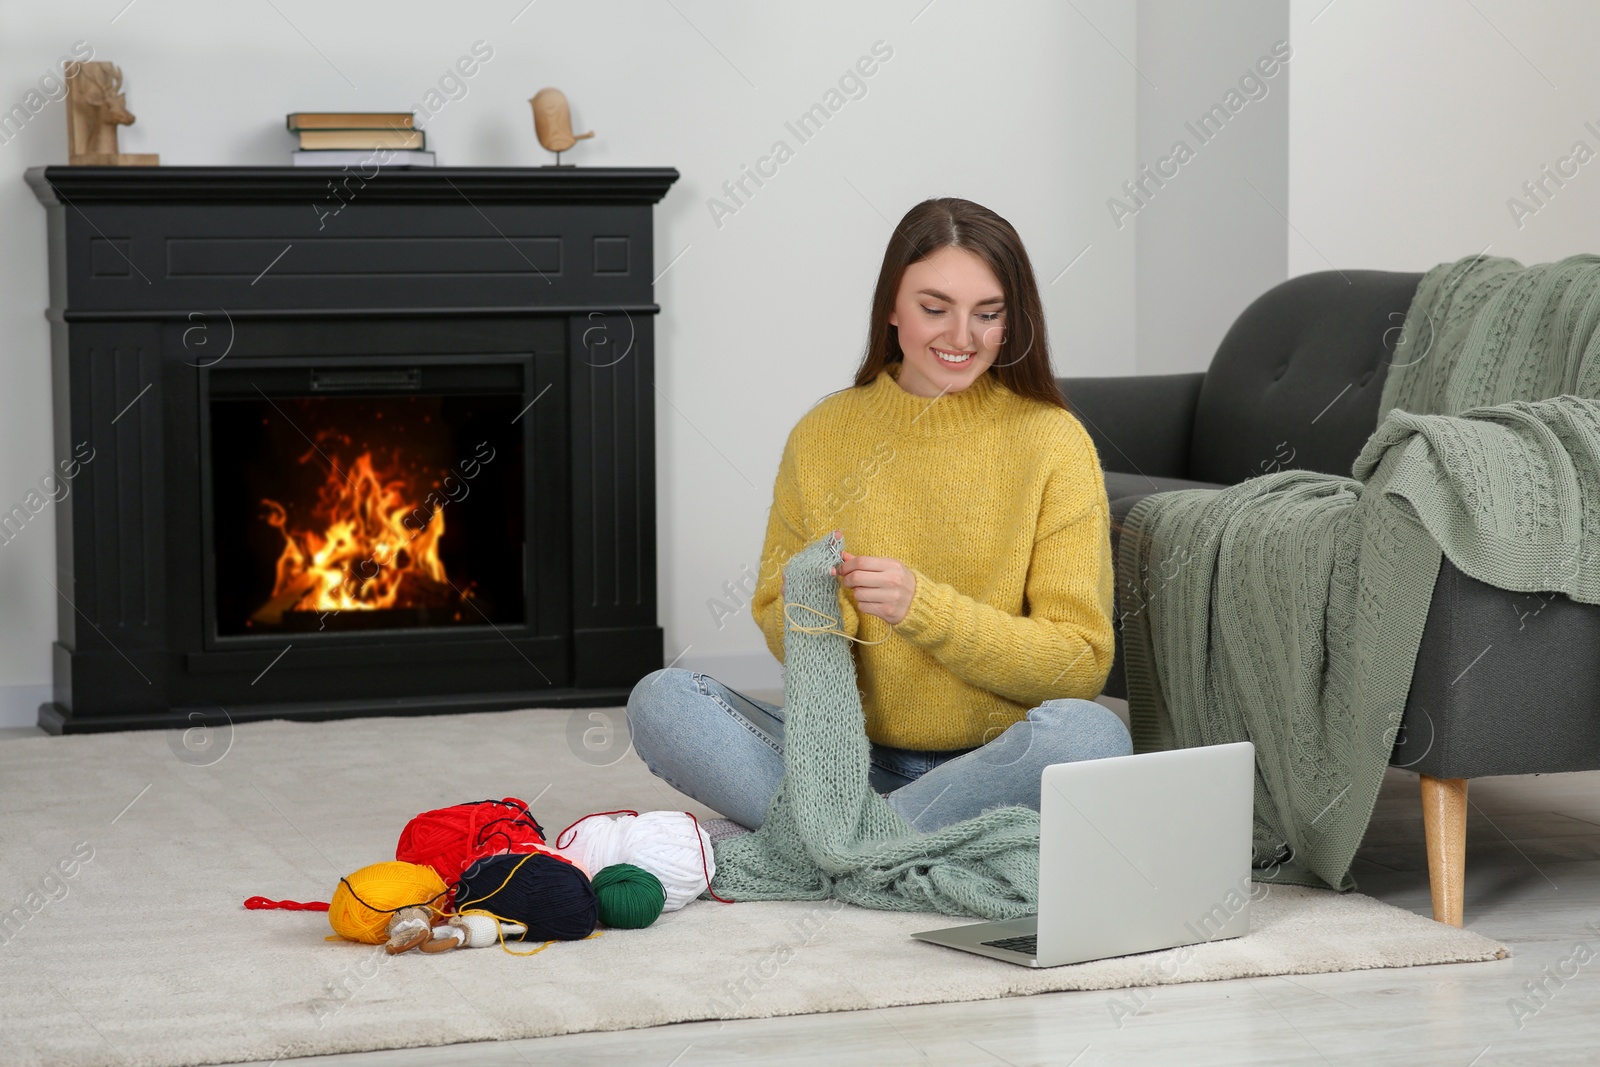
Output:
[829, 534, 917, 626]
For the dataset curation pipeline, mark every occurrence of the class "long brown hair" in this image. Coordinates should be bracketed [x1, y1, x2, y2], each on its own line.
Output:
[851, 198, 1068, 413]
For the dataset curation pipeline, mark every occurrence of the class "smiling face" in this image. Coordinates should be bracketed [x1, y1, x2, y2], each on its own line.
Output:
[885, 245, 1008, 398]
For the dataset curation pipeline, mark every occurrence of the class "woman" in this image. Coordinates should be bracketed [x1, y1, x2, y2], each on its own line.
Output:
[627, 197, 1131, 837]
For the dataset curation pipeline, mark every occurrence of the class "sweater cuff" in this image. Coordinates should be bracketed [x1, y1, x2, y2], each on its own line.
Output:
[893, 565, 955, 645]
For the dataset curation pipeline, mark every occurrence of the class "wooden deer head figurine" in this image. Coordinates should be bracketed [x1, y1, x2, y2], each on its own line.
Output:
[66, 62, 158, 166]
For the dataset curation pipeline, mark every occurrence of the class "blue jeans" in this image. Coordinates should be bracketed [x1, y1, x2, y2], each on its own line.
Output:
[626, 667, 1134, 833]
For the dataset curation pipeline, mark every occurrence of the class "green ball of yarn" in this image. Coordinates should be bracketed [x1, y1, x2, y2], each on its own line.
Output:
[592, 863, 666, 929]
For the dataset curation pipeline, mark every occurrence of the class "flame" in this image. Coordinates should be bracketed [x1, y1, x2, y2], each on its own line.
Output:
[251, 452, 454, 624]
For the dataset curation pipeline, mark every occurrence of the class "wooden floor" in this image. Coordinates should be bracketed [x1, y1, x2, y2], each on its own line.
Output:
[11, 703, 1600, 1065]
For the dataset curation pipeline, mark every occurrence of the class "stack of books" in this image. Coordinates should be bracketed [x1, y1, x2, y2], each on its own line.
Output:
[286, 112, 435, 167]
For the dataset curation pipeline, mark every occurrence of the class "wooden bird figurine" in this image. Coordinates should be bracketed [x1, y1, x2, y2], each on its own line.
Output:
[529, 88, 594, 164]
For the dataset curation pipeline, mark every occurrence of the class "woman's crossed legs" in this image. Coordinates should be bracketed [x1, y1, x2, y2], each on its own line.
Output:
[625, 667, 1133, 833]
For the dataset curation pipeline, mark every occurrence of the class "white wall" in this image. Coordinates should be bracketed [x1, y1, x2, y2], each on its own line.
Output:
[1133, 0, 1289, 377]
[0, 1, 1137, 720]
[1287, 0, 1600, 273]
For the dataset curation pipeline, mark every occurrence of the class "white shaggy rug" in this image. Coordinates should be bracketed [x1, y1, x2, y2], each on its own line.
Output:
[0, 708, 1507, 1067]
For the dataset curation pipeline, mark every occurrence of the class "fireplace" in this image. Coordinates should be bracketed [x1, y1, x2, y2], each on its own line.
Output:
[207, 365, 528, 638]
[28, 165, 677, 733]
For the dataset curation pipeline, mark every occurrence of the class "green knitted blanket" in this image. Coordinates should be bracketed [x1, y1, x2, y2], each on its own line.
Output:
[710, 530, 1041, 920]
[1120, 253, 1600, 892]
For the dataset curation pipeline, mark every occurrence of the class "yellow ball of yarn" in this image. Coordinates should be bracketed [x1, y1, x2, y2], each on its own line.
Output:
[328, 861, 448, 944]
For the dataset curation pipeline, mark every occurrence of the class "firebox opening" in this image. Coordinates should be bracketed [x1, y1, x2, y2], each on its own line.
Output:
[210, 392, 526, 637]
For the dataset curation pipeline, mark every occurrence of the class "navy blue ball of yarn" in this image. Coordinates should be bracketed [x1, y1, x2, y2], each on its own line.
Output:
[454, 852, 597, 941]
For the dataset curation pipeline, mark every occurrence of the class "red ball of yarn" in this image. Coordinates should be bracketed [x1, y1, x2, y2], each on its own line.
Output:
[396, 798, 549, 901]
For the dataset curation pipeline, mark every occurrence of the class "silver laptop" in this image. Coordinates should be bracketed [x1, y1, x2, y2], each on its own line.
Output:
[911, 741, 1255, 967]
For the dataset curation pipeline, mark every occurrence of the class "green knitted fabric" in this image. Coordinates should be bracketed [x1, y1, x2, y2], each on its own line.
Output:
[1120, 253, 1600, 892]
[710, 530, 1040, 920]
[1379, 253, 1600, 421]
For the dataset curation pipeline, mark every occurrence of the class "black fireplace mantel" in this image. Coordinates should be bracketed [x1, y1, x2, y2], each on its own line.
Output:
[26, 164, 678, 734]
[29, 165, 679, 205]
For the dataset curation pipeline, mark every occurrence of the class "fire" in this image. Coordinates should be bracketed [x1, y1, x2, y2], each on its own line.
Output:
[251, 452, 455, 625]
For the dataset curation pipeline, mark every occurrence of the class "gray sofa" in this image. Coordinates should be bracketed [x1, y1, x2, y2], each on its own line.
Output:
[1059, 269, 1600, 926]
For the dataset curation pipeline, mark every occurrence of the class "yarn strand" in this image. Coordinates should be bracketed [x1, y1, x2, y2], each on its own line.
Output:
[450, 905, 604, 956]
[685, 812, 735, 903]
[783, 601, 890, 645]
[555, 810, 640, 850]
[469, 797, 546, 852]
[334, 877, 451, 921]
[243, 896, 329, 911]
[452, 851, 541, 914]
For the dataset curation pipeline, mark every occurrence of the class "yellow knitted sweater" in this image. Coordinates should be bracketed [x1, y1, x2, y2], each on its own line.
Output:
[751, 362, 1116, 751]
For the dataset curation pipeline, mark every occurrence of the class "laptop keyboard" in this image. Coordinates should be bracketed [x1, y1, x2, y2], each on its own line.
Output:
[981, 934, 1036, 955]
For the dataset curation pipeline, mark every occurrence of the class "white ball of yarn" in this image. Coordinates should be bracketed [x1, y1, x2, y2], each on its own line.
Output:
[554, 813, 631, 876]
[619, 811, 716, 912]
[555, 811, 716, 912]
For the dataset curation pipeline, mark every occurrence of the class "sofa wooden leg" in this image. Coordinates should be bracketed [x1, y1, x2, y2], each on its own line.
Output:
[1420, 774, 1468, 926]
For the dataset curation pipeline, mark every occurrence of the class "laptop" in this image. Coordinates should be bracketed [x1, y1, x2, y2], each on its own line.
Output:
[911, 741, 1255, 967]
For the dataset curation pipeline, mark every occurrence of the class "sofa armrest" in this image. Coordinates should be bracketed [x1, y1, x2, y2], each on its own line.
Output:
[1393, 555, 1600, 778]
[1057, 372, 1205, 480]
